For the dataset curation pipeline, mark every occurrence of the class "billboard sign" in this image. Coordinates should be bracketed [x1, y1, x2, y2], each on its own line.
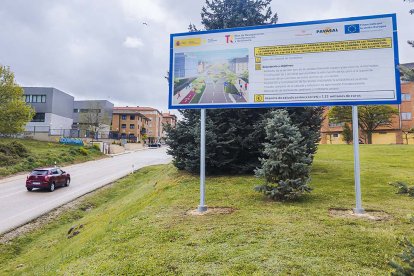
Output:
[169, 14, 400, 109]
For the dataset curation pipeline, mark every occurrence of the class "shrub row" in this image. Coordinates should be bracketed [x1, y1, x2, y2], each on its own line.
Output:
[0, 141, 30, 166]
[0, 142, 101, 176]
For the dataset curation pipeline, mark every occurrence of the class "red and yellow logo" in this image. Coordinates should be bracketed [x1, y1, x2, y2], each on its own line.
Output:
[225, 35, 234, 43]
[174, 38, 202, 47]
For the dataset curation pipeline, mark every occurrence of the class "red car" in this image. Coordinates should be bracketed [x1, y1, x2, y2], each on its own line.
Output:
[26, 167, 70, 192]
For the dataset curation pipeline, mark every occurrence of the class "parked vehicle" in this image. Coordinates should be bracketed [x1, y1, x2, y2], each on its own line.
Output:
[148, 143, 161, 148]
[26, 168, 70, 192]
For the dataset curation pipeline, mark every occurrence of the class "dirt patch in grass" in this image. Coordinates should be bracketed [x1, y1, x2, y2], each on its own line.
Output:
[186, 207, 236, 216]
[329, 208, 391, 221]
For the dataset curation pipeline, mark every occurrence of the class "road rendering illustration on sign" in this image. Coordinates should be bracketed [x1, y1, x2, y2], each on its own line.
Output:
[169, 14, 400, 109]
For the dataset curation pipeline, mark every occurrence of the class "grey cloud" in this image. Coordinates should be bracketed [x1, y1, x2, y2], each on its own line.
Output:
[0, 0, 412, 116]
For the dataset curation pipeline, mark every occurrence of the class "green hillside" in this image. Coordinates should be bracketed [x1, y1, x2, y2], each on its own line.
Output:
[0, 138, 104, 177]
[1, 145, 414, 275]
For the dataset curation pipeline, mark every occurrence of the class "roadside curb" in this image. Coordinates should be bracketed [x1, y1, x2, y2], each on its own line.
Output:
[107, 147, 150, 157]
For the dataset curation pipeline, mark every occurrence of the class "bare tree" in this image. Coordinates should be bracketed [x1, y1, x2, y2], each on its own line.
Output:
[78, 102, 111, 139]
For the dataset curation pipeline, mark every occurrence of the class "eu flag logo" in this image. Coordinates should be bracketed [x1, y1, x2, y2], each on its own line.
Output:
[345, 24, 360, 34]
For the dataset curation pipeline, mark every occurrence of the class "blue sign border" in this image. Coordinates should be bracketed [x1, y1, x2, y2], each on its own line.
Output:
[169, 14, 401, 109]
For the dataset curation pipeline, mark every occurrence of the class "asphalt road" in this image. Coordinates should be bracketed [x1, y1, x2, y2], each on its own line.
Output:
[199, 77, 231, 104]
[0, 147, 171, 234]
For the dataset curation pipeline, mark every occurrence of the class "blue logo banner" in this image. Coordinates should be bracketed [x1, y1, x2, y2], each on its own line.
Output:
[59, 138, 84, 146]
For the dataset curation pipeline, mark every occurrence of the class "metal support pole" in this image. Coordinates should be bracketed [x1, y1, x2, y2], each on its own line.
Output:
[352, 106, 364, 214]
[198, 109, 207, 212]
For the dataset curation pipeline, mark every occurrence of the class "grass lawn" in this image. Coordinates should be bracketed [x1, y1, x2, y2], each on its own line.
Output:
[0, 138, 104, 177]
[1, 145, 414, 275]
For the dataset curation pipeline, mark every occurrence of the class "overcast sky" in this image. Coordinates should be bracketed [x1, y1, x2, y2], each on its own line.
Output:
[0, 0, 413, 114]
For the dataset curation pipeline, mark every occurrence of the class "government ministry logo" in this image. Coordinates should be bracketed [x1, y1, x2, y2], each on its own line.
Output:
[345, 24, 360, 34]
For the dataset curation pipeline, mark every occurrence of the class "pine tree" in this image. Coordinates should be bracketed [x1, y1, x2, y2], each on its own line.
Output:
[166, 108, 270, 174]
[342, 123, 353, 144]
[286, 106, 324, 157]
[400, 65, 414, 82]
[389, 238, 414, 275]
[255, 110, 312, 201]
[201, 0, 278, 30]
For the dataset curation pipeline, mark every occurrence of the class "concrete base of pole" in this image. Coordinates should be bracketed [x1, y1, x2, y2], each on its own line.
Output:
[198, 205, 208, 212]
[353, 208, 365, 214]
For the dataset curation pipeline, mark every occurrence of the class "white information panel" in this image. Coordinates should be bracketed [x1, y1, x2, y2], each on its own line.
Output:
[169, 14, 400, 109]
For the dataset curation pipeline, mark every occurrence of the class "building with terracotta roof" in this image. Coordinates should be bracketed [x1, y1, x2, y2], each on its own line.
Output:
[161, 112, 177, 140]
[320, 105, 403, 144]
[111, 107, 150, 141]
[112, 106, 164, 143]
[134, 107, 164, 143]
[321, 63, 414, 144]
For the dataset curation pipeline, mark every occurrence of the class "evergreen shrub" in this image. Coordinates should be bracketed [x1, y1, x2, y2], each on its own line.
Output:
[92, 144, 101, 151]
[255, 110, 312, 201]
[408, 187, 414, 197]
[389, 238, 414, 275]
[342, 123, 353, 144]
[390, 181, 409, 194]
[0, 141, 30, 165]
[78, 147, 89, 156]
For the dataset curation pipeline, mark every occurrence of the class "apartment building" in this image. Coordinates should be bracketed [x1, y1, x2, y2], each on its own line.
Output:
[112, 107, 150, 141]
[135, 107, 164, 143]
[23, 87, 74, 133]
[161, 112, 178, 140]
[321, 74, 414, 144]
[399, 80, 414, 144]
[162, 112, 177, 128]
[229, 55, 249, 75]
